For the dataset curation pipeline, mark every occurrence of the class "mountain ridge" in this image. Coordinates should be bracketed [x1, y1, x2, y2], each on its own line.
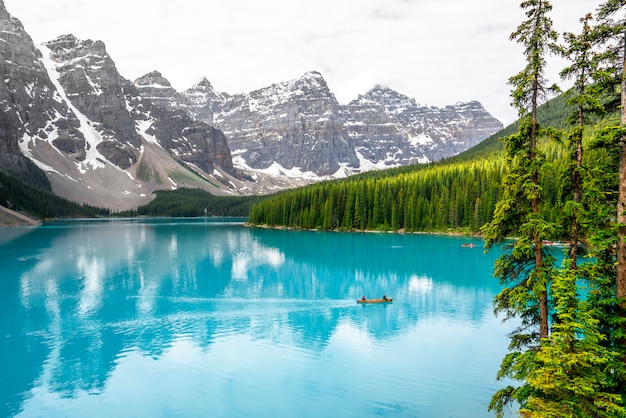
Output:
[0, 0, 503, 212]
[136, 70, 504, 177]
[0, 0, 255, 211]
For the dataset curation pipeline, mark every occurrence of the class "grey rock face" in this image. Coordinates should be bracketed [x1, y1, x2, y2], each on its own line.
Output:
[145, 72, 504, 176]
[123, 80, 234, 175]
[346, 86, 504, 164]
[0, 0, 234, 174]
[43, 34, 142, 168]
[136, 71, 360, 176]
[211, 71, 359, 175]
[140, 104, 234, 174]
[134, 70, 182, 111]
[0, 0, 236, 208]
[0, 4, 85, 171]
[179, 77, 229, 124]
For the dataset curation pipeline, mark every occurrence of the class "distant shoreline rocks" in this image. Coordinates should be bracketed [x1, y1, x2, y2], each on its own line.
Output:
[0, 205, 41, 227]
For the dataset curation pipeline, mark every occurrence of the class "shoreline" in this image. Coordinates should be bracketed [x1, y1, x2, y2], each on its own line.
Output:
[0, 205, 41, 227]
[0, 213, 484, 239]
[246, 223, 484, 237]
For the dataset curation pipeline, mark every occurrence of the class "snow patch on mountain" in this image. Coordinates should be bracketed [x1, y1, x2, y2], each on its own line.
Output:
[37, 44, 108, 173]
[410, 133, 434, 147]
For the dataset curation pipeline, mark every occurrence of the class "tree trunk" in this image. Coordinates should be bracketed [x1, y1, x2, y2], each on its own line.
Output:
[617, 33, 626, 307]
[570, 92, 585, 267]
[531, 76, 549, 340]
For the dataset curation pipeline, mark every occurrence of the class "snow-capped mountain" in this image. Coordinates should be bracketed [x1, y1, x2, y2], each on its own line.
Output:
[0, 0, 503, 211]
[136, 71, 503, 177]
[0, 1, 245, 210]
[345, 86, 502, 165]
[203, 71, 359, 177]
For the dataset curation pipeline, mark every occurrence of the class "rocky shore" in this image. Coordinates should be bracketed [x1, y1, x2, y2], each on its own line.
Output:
[0, 205, 41, 227]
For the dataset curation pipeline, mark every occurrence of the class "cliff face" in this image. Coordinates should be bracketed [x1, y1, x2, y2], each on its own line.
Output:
[43, 34, 142, 169]
[0, 3, 79, 173]
[134, 70, 182, 112]
[345, 87, 505, 165]
[0, 2, 238, 210]
[158, 72, 504, 177]
[208, 72, 359, 176]
[42, 35, 235, 176]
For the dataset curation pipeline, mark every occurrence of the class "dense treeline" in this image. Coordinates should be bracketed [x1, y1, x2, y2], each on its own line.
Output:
[0, 167, 109, 218]
[120, 188, 263, 217]
[250, 159, 506, 232]
[248, 104, 609, 234]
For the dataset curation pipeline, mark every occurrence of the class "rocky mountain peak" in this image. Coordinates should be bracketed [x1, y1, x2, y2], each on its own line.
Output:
[0, 1, 42, 66]
[0, 0, 15, 21]
[184, 77, 224, 99]
[364, 84, 404, 99]
[44, 35, 108, 63]
[0, 2, 238, 211]
[296, 70, 329, 90]
[0, 0, 53, 173]
[356, 85, 419, 113]
[195, 71, 355, 175]
[133, 70, 179, 110]
[0, 7, 97, 171]
[195, 77, 213, 88]
[178, 77, 227, 123]
[161, 70, 503, 177]
[134, 70, 172, 87]
[44, 33, 79, 49]
[447, 100, 486, 112]
[245, 71, 339, 109]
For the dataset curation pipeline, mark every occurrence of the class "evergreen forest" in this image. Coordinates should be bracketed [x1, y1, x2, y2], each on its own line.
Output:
[0, 164, 109, 219]
[118, 188, 262, 218]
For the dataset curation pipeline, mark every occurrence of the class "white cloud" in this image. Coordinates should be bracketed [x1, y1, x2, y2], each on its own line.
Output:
[4, 0, 605, 125]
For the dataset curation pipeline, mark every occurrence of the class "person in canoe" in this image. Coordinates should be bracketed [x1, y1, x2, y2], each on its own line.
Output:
[362, 295, 367, 301]
[383, 295, 388, 301]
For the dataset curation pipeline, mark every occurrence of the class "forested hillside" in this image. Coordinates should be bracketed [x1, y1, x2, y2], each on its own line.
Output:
[0, 166, 109, 220]
[249, 160, 504, 232]
[119, 188, 263, 217]
[248, 92, 616, 234]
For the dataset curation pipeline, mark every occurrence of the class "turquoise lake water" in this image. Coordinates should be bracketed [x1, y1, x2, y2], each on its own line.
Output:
[1, 218, 514, 417]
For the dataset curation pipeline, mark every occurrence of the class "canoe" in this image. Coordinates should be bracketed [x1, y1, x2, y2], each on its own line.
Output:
[357, 298, 393, 304]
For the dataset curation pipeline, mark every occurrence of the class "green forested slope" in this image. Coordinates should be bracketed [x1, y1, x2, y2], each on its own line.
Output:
[248, 92, 615, 234]
[0, 166, 109, 219]
[120, 188, 263, 217]
[250, 159, 506, 232]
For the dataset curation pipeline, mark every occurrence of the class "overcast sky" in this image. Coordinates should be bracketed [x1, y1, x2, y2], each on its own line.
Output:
[4, 0, 605, 125]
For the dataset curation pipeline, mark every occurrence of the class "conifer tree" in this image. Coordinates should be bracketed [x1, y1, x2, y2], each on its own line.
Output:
[559, 13, 601, 265]
[523, 261, 626, 417]
[594, 0, 626, 320]
[520, 12, 626, 416]
[483, 0, 559, 415]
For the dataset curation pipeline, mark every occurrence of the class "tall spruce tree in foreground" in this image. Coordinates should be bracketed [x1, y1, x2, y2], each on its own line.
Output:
[594, 0, 626, 334]
[559, 13, 602, 266]
[483, 0, 559, 415]
[520, 13, 626, 416]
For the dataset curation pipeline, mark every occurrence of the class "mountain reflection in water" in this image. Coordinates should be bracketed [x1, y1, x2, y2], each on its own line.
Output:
[1, 219, 512, 418]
